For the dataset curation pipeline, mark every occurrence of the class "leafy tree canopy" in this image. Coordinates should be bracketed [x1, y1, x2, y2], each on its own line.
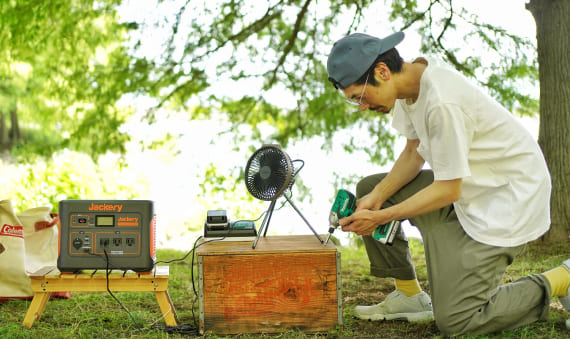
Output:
[0, 0, 150, 159]
[129, 0, 538, 163]
[1, 0, 538, 164]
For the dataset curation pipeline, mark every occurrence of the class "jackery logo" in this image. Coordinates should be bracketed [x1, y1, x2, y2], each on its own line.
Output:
[1, 224, 24, 238]
[88, 203, 123, 213]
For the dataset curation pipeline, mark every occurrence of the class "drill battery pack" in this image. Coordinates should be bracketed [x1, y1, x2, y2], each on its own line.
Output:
[372, 220, 400, 245]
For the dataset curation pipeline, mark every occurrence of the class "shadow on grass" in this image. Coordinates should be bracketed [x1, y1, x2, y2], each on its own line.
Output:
[0, 238, 568, 338]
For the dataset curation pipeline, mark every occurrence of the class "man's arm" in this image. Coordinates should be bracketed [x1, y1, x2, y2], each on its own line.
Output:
[357, 138, 425, 211]
[383, 178, 462, 220]
[341, 139, 462, 235]
[341, 178, 462, 235]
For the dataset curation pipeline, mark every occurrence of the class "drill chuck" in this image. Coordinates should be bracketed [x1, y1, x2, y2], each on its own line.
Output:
[324, 189, 356, 246]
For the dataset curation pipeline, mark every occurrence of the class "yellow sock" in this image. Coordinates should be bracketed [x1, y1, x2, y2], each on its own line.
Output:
[543, 265, 570, 297]
[394, 278, 422, 297]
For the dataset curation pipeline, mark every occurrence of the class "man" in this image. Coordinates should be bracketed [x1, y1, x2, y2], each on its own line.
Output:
[326, 31, 570, 335]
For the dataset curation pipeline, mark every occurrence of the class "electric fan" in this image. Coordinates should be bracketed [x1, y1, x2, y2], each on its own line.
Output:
[245, 144, 324, 248]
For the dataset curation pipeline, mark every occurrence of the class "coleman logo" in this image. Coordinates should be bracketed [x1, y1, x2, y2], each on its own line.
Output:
[88, 203, 123, 212]
[1, 224, 24, 238]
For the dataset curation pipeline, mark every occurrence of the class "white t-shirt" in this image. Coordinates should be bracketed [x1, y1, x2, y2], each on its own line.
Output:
[392, 58, 551, 247]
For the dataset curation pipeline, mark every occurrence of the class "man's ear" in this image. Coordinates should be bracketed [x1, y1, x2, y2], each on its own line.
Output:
[374, 62, 390, 81]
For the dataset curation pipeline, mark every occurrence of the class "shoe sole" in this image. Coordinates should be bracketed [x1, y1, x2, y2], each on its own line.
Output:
[355, 310, 433, 322]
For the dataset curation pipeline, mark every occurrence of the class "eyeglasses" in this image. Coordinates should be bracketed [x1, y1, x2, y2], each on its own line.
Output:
[346, 74, 368, 106]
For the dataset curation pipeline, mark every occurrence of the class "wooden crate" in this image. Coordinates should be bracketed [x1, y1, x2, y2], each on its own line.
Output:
[196, 235, 341, 334]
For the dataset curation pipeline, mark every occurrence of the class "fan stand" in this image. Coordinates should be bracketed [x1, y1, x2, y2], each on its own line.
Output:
[252, 194, 324, 249]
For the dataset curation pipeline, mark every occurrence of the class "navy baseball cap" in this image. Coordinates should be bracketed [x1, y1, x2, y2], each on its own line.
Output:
[327, 32, 404, 89]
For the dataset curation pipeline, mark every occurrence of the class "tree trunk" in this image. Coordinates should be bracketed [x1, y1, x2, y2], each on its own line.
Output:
[0, 112, 6, 145]
[9, 109, 20, 141]
[527, 0, 570, 242]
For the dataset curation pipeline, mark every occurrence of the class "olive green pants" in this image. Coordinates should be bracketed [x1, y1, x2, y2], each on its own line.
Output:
[356, 170, 551, 335]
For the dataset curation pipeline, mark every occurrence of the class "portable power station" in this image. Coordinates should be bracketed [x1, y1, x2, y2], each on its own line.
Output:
[57, 200, 156, 273]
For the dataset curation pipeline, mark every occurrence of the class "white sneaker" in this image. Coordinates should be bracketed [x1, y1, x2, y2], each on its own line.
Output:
[354, 290, 433, 322]
[559, 259, 570, 311]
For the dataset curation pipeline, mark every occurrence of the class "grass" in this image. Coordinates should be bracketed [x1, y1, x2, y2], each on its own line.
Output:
[0, 238, 568, 339]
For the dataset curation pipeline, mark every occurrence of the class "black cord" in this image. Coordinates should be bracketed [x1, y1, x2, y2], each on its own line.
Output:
[292, 158, 305, 176]
[190, 236, 201, 297]
[103, 249, 142, 330]
[89, 244, 208, 335]
[147, 235, 232, 335]
[155, 235, 203, 265]
[189, 237, 201, 332]
[146, 211, 270, 335]
[151, 235, 222, 335]
[150, 323, 198, 335]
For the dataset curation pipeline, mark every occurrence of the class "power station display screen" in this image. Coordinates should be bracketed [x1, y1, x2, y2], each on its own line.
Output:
[96, 215, 114, 227]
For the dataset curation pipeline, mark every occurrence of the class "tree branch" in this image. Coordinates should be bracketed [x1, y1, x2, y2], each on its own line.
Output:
[399, 0, 438, 32]
[206, 1, 284, 57]
[267, 0, 312, 88]
[429, 0, 475, 77]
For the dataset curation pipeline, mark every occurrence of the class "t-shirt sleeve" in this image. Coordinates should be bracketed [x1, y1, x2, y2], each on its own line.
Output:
[392, 102, 418, 139]
[426, 103, 473, 180]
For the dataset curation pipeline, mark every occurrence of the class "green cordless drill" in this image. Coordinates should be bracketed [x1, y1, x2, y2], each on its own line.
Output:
[324, 189, 400, 246]
[325, 189, 356, 246]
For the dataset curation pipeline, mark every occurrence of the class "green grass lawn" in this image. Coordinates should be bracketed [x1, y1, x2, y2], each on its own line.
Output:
[1, 238, 568, 339]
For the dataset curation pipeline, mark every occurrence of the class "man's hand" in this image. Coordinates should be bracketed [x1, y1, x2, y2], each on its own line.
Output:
[342, 191, 389, 235]
[339, 209, 393, 236]
[355, 191, 384, 211]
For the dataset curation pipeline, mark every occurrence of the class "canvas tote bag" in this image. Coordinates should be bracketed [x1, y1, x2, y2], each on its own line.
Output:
[0, 200, 33, 300]
[18, 206, 60, 274]
[17, 205, 70, 299]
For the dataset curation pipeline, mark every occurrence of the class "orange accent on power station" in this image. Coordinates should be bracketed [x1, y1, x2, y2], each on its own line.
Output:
[150, 216, 156, 260]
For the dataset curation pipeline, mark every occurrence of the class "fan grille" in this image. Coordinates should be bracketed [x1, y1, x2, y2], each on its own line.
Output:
[245, 145, 293, 201]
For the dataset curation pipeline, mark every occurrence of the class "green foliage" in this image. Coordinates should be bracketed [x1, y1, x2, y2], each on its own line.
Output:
[128, 0, 539, 170]
[0, 1, 544, 217]
[0, 150, 149, 213]
[390, 0, 538, 114]
[2, 0, 540, 165]
[197, 162, 266, 220]
[0, 0, 147, 159]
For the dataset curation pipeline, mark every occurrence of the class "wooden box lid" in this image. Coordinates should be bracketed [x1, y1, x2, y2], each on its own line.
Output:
[196, 235, 337, 256]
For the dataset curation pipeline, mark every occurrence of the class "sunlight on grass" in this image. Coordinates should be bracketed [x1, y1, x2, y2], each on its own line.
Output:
[0, 240, 568, 339]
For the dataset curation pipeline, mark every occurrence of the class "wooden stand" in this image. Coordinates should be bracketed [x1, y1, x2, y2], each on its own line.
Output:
[196, 235, 342, 335]
[22, 265, 177, 328]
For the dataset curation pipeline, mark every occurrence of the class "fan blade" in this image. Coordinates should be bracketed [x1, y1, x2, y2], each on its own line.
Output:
[252, 172, 268, 195]
[252, 172, 281, 200]
[260, 150, 286, 172]
[245, 145, 293, 201]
